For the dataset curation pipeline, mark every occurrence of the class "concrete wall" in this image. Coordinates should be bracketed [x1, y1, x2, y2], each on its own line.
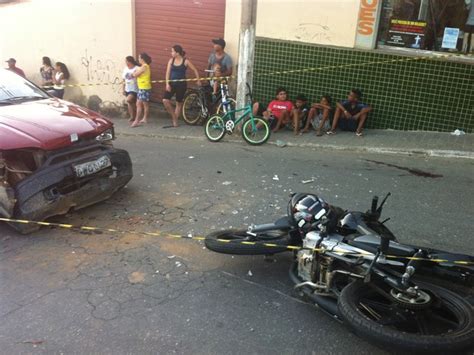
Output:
[224, 0, 361, 52]
[224, 0, 243, 68]
[0, 0, 134, 105]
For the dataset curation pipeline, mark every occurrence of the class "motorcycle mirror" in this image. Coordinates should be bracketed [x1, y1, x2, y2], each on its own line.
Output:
[371, 196, 379, 214]
[376, 192, 391, 214]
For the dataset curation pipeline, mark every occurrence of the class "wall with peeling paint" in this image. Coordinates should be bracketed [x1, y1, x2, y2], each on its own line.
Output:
[0, 0, 134, 106]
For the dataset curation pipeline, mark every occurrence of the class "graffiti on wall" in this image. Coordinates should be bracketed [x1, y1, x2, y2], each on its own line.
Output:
[80, 49, 122, 92]
[295, 23, 332, 43]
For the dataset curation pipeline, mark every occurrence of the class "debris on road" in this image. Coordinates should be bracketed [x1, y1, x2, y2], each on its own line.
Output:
[451, 129, 466, 136]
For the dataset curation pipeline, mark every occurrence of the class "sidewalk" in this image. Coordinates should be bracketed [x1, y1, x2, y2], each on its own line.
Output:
[112, 111, 474, 159]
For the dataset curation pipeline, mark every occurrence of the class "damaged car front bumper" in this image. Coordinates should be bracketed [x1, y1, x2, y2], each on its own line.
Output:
[10, 142, 132, 232]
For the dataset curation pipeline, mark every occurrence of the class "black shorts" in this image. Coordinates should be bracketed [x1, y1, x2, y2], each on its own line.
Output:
[163, 83, 187, 102]
[125, 91, 137, 97]
[338, 118, 358, 132]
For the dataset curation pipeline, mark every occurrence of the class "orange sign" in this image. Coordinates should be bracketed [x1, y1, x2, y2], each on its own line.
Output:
[358, 0, 378, 35]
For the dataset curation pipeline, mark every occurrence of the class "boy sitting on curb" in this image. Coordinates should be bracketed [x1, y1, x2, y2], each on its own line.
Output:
[291, 94, 310, 136]
[302, 94, 332, 136]
[327, 89, 372, 137]
[254, 87, 294, 132]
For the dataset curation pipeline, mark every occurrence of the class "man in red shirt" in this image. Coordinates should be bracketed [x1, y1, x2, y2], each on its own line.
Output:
[6, 58, 26, 78]
[260, 87, 294, 132]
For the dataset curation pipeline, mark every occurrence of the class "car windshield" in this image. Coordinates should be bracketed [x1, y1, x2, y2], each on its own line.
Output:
[0, 69, 49, 103]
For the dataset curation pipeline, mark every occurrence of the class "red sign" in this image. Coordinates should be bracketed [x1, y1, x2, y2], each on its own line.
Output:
[358, 0, 379, 35]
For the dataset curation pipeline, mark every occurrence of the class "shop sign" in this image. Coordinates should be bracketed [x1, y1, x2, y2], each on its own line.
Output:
[386, 19, 426, 48]
[441, 27, 460, 49]
[355, 0, 382, 49]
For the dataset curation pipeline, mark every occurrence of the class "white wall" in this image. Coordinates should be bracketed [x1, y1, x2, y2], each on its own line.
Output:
[0, 0, 134, 104]
[256, 0, 360, 47]
[225, 0, 361, 51]
[224, 0, 243, 67]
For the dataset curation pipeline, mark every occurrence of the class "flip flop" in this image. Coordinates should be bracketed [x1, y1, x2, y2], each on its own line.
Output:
[356, 131, 363, 137]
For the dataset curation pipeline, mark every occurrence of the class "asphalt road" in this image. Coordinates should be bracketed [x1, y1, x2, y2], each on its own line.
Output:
[0, 136, 473, 354]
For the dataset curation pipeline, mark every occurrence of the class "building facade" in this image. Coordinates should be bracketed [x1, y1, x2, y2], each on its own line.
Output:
[1, 0, 472, 132]
[239, 0, 474, 132]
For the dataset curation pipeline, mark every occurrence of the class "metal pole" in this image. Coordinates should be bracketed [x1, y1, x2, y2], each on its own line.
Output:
[236, 0, 257, 112]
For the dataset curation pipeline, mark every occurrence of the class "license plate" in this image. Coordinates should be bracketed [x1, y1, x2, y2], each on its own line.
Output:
[74, 156, 111, 178]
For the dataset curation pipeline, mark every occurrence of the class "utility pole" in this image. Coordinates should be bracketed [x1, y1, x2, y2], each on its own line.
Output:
[236, 0, 257, 112]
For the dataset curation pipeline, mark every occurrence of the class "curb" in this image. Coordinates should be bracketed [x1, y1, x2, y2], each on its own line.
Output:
[116, 132, 474, 160]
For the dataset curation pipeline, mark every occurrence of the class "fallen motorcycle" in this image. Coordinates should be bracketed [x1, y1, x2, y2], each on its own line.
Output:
[205, 193, 474, 353]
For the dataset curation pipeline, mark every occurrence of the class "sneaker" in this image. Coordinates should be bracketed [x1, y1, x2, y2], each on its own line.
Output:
[326, 130, 335, 135]
[355, 131, 363, 137]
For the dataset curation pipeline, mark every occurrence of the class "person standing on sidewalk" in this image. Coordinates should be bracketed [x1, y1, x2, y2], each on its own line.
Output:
[50, 62, 70, 99]
[122, 56, 139, 122]
[131, 53, 152, 127]
[327, 89, 372, 137]
[5, 58, 26, 78]
[40, 56, 54, 89]
[163, 45, 201, 127]
[208, 38, 233, 77]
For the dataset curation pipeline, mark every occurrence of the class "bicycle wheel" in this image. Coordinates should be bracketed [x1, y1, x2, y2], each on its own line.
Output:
[182, 91, 204, 125]
[216, 98, 236, 115]
[205, 229, 291, 255]
[205, 115, 226, 142]
[242, 117, 270, 145]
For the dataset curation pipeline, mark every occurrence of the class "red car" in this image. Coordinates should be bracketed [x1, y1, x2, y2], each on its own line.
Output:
[0, 69, 133, 233]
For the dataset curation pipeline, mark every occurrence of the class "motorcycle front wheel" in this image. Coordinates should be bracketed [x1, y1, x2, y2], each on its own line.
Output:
[338, 280, 474, 353]
[204, 229, 292, 255]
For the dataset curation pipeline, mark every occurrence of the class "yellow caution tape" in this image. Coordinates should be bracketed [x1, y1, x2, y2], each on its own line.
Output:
[41, 51, 473, 89]
[0, 217, 472, 265]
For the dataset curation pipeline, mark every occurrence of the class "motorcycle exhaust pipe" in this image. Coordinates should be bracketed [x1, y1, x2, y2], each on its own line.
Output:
[289, 263, 342, 322]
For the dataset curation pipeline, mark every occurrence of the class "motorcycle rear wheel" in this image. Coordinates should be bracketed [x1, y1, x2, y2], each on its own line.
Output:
[204, 229, 292, 255]
[338, 280, 474, 353]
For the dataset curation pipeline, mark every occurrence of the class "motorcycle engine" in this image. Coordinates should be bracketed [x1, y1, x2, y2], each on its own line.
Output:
[297, 231, 322, 281]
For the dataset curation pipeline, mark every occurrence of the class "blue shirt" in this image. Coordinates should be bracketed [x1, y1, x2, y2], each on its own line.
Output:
[340, 100, 368, 115]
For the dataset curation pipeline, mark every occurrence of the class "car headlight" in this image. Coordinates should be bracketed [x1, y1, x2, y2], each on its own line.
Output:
[96, 128, 115, 142]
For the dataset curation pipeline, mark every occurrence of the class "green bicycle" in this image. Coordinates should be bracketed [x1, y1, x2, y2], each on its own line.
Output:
[204, 86, 270, 145]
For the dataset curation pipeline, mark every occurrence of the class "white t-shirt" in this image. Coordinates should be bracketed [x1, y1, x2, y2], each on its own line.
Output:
[53, 72, 65, 90]
[123, 66, 138, 93]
